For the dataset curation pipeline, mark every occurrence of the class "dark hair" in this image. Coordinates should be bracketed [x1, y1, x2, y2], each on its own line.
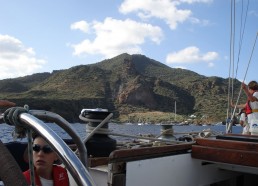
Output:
[248, 81, 258, 91]
[32, 131, 39, 140]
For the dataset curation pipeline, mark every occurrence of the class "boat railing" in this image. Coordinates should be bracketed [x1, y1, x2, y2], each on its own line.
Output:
[3, 106, 95, 186]
[29, 109, 88, 167]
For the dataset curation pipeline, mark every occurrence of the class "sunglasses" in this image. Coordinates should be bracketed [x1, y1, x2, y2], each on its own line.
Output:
[32, 144, 53, 154]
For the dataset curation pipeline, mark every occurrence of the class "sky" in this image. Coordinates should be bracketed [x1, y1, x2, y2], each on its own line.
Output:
[0, 0, 257, 83]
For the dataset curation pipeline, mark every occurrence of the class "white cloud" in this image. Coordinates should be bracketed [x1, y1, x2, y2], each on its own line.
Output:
[189, 17, 211, 26]
[166, 46, 218, 66]
[71, 20, 90, 33]
[119, 0, 212, 30]
[0, 34, 46, 80]
[71, 17, 163, 58]
[174, 65, 187, 69]
[180, 0, 213, 4]
[249, 10, 258, 17]
[208, 62, 214, 67]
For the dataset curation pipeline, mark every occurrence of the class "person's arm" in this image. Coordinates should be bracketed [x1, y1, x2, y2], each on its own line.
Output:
[0, 100, 16, 107]
[231, 100, 246, 109]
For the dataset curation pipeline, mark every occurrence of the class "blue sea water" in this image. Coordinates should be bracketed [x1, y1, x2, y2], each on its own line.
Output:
[0, 122, 242, 143]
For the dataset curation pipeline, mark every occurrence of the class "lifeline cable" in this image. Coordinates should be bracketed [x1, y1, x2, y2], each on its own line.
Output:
[227, 0, 236, 128]
[27, 129, 36, 186]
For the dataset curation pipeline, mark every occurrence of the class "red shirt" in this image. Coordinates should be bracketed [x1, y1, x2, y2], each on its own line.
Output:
[23, 165, 69, 186]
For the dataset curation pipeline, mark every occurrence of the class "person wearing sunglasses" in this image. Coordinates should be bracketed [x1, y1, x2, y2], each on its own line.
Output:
[23, 134, 70, 186]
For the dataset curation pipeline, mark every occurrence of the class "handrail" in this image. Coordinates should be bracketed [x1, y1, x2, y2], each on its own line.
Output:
[19, 113, 95, 186]
[29, 110, 88, 167]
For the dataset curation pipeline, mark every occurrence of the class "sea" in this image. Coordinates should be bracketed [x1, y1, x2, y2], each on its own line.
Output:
[0, 122, 242, 143]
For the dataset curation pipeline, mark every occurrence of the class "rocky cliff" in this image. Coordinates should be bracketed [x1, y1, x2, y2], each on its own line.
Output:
[0, 53, 243, 123]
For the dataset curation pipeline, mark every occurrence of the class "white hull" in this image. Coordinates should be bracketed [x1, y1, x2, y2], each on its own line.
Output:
[89, 152, 254, 186]
[125, 154, 237, 186]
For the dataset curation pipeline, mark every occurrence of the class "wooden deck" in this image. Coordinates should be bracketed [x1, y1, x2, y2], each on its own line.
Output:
[192, 134, 258, 168]
[88, 143, 193, 167]
[109, 143, 193, 163]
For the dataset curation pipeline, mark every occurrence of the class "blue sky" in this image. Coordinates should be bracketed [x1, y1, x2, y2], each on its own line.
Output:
[0, 0, 257, 83]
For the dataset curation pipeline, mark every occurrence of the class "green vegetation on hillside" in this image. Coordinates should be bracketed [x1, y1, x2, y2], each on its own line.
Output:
[0, 53, 245, 123]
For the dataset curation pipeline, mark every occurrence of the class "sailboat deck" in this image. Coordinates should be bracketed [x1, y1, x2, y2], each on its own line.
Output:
[192, 134, 258, 169]
[88, 143, 193, 167]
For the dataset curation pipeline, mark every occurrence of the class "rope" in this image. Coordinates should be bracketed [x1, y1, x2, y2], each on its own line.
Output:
[27, 129, 35, 186]
[241, 33, 258, 82]
[231, 0, 235, 102]
[155, 129, 174, 138]
[80, 114, 192, 144]
[92, 130, 188, 144]
[86, 125, 112, 133]
[83, 113, 113, 143]
[79, 115, 104, 123]
[227, 0, 235, 125]
[235, 0, 249, 78]
[76, 112, 113, 154]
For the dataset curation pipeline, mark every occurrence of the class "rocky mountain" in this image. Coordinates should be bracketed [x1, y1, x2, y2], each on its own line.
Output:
[0, 53, 243, 123]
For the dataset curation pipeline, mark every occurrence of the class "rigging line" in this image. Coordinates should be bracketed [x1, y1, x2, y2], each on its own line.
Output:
[227, 32, 258, 133]
[227, 0, 235, 121]
[230, 0, 249, 119]
[227, 0, 233, 115]
[231, 0, 236, 102]
[242, 32, 258, 82]
[235, 0, 250, 79]
[227, 0, 249, 132]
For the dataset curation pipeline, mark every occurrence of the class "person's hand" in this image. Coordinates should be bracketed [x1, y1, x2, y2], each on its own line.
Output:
[242, 82, 247, 90]
[230, 100, 234, 107]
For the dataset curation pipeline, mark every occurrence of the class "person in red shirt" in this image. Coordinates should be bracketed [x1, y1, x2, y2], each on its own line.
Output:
[23, 134, 69, 186]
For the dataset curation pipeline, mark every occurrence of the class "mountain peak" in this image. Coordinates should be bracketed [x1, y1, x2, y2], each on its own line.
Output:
[0, 53, 243, 123]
